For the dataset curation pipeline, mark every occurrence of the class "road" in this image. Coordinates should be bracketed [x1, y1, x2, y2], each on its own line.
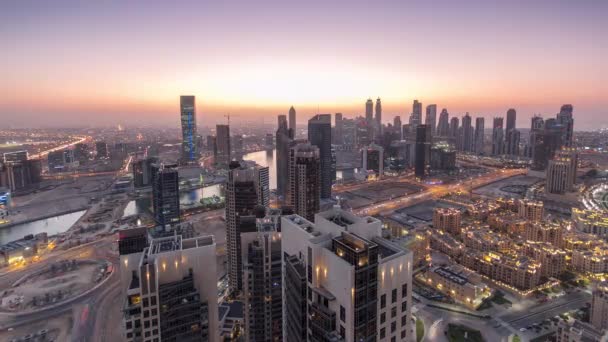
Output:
[29, 136, 90, 160]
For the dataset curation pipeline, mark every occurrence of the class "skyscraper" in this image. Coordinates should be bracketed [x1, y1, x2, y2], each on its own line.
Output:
[215, 124, 231, 167]
[449, 116, 459, 139]
[289, 106, 297, 134]
[506, 108, 517, 135]
[437, 108, 450, 137]
[557, 104, 574, 147]
[410, 99, 422, 127]
[152, 163, 180, 226]
[365, 99, 374, 123]
[308, 114, 332, 199]
[492, 117, 504, 156]
[415, 124, 429, 178]
[180, 95, 198, 162]
[425, 104, 437, 135]
[133, 156, 159, 188]
[362, 143, 384, 178]
[276, 115, 292, 200]
[241, 209, 283, 342]
[288, 142, 321, 221]
[505, 108, 519, 156]
[460, 113, 474, 152]
[474, 117, 485, 155]
[281, 208, 413, 342]
[334, 112, 343, 145]
[225, 161, 270, 293]
[375, 97, 382, 134]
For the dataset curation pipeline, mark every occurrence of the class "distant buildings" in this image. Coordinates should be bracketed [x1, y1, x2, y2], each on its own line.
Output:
[504, 108, 519, 156]
[180, 95, 198, 162]
[275, 114, 292, 200]
[410, 99, 422, 127]
[430, 143, 456, 171]
[375, 97, 382, 135]
[2, 151, 28, 163]
[546, 148, 578, 194]
[215, 124, 231, 168]
[425, 104, 437, 135]
[491, 117, 504, 156]
[307, 114, 332, 199]
[362, 143, 384, 178]
[0, 159, 41, 192]
[96, 141, 108, 159]
[133, 157, 158, 188]
[365, 99, 374, 124]
[437, 109, 450, 137]
[289, 106, 297, 134]
[474, 117, 485, 155]
[152, 164, 180, 226]
[281, 208, 413, 342]
[415, 124, 430, 178]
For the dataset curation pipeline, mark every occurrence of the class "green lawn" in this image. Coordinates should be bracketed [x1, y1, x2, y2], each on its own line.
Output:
[447, 324, 484, 342]
[416, 318, 425, 342]
[512, 335, 521, 342]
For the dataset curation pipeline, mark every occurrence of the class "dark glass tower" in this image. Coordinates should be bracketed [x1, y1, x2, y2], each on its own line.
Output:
[180, 95, 198, 162]
[415, 124, 429, 178]
[308, 114, 333, 199]
[152, 164, 180, 226]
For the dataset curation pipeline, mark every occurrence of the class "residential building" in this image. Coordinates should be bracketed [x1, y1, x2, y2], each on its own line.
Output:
[308, 114, 333, 199]
[151, 164, 180, 226]
[422, 265, 491, 310]
[432, 208, 461, 235]
[572, 208, 608, 237]
[215, 124, 231, 168]
[517, 200, 544, 222]
[288, 142, 321, 221]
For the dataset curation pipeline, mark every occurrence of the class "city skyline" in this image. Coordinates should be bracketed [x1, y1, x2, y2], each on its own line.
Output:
[2, 0, 607, 130]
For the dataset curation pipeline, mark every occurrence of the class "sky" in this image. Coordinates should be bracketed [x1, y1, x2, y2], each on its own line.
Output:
[1, 0, 607, 130]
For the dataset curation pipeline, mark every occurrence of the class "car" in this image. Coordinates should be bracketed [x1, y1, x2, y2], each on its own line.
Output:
[519, 328, 527, 332]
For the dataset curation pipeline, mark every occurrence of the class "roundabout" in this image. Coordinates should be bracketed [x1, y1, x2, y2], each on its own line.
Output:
[582, 183, 608, 211]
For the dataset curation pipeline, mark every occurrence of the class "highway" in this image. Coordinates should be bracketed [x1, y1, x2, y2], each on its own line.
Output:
[29, 136, 90, 160]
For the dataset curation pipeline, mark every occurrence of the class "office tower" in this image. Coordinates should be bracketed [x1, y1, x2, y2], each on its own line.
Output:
[362, 143, 384, 178]
[528, 115, 544, 157]
[276, 115, 291, 200]
[518, 200, 544, 222]
[410, 99, 422, 127]
[532, 120, 564, 170]
[459, 113, 474, 152]
[474, 117, 485, 155]
[556, 147, 578, 185]
[120, 232, 220, 342]
[287, 143, 321, 221]
[546, 148, 578, 194]
[206, 135, 216, 153]
[180, 95, 198, 162]
[365, 99, 374, 123]
[430, 143, 456, 170]
[133, 157, 159, 188]
[152, 164, 180, 226]
[241, 209, 283, 342]
[289, 106, 297, 134]
[393, 116, 402, 138]
[375, 97, 382, 131]
[334, 113, 344, 145]
[225, 161, 269, 293]
[437, 109, 450, 137]
[281, 208, 413, 342]
[557, 104, 574, 147]
[415, 124, 429, 178]
[506, 108, 516, 136]
[96, 141, 108, 159]
[342, 118, 357, 149]
[3, 151, 28, 163]
[308, 114, 333, 199]
[47, 150, 66, 173]
[433, 208, 462, 235]
[506, 129, 521, 156]
[215, 124, 231, 167]
[491, 117, 504, 155]
[425, 104, 437, 135]
[449, 117, 459, 139]
[355, 118, 372, 148]
[591, 282, 608, 331]
[73, 143, 89, 164]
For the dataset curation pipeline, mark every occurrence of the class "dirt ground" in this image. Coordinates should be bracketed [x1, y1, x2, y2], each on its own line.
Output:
[0, 311, 73, 342]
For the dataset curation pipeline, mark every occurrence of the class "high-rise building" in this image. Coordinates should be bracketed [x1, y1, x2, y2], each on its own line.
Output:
[506, 108, 516, 135]
[1, 159, 41, 192]
[133, 157, 159, 188]
[289, 106, 297, 134]
[546, 149, 578, 194]
[528, 115, 544, 158]
[449, 117, 459, 139]
[415, 124, 429, 178]
[433, 208, 462, 235]
[73, 143, 89, 164]
[532, 120, 563, 170]
[308, 114, 333, 199]
[334, 113, 344, 145]
[180, 95, 198, 162]
[362, 143, 384, 178]
[215, 124, 231, 168]
[393, 116, 402, 139]
[120, 231, 220, 342]
[437, 109, 450, 137]
[410, 100, 422, 127]
[241, 209, 283, 342]
[225, 161, 269, 293]
[365, 99, 374, 123]
[430, 143, 457, 171]
[48, 150, 66, 173]
[287, 142, 320, 221]
[152, 164, 180, 226]
[591, 281, 608, 331]
[375, 97, 382, 133]
[276, 115, 292, 200]
[557, 104, 574, 147]
[2, 151, 28, 163]
[281, 208, 413, 342]
[459, 113, 474, 152]
[342, 118, 357, 149]
[425, 104, 437, 135]
[474, 117, 485, 155]
[491, 117, 504, 156]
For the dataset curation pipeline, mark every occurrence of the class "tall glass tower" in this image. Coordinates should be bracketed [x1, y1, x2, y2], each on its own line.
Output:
[180, 95, 198, 162]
